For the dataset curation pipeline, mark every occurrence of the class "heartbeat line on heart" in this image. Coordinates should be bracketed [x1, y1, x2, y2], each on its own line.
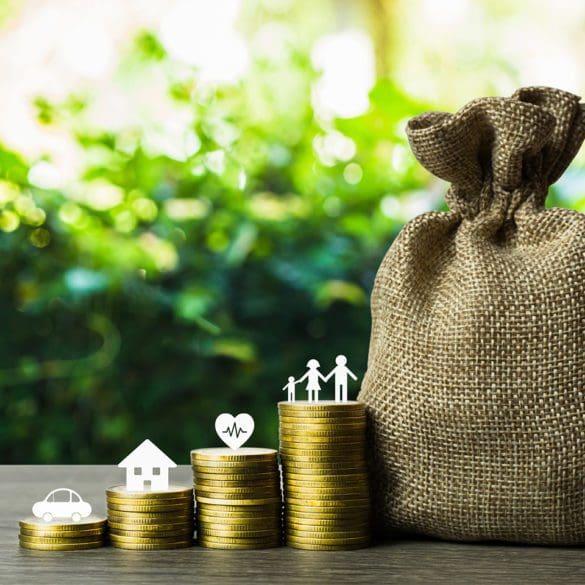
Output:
[222, 423, 248, 438]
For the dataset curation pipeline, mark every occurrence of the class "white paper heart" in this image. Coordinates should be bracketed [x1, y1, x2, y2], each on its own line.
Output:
[215, 413, 255, 450]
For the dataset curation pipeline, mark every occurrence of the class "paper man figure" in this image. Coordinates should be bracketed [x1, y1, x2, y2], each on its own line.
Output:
[283, 376, 298, 402]
[297, 359, 327, 402]
[325, 354, 357, 402]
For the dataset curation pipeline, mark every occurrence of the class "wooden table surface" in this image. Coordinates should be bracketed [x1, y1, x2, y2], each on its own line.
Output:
[0, 465, 583, 584]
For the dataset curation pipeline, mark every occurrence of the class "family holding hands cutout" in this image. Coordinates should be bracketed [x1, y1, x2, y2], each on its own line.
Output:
[283, 355, 357, 403]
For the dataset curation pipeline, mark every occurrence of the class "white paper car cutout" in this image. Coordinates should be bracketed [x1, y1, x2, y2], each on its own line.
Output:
[32, 488, 92, 522]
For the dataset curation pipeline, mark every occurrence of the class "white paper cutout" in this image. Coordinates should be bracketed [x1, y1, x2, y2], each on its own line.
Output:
[215, 413, 254, 450]
[325, 354, 358, 402]
[118, 439, 177, 491]
[284, 354, 358, 402]
[283, 376, 298, 402]
[296, 358, 327, 402]
[32, 488, 92, 522]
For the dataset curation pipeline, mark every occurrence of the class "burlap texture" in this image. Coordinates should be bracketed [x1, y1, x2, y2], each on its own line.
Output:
[358, 86, 585, 544]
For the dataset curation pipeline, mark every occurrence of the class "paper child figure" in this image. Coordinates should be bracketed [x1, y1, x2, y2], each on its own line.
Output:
[297, 359, 327, 402]
[283, 376, 298, 402]
[325, 354, 357, 402]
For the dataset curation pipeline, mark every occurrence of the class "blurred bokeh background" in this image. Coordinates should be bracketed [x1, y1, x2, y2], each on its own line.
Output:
[1, 0, 585, 463]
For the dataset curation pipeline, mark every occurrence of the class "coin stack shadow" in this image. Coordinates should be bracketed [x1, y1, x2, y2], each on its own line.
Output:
[18, 515, 107, 550]
[278, 400, 371, 550]
[192, 447, 282, 549]
[106, 485, 194, 550]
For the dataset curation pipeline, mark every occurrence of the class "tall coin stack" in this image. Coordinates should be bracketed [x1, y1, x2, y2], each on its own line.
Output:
[278, 400, 371, 550]
[19, 516, 107, 550]
[192, 448, 282, 549]
[106, 485, 194, 550]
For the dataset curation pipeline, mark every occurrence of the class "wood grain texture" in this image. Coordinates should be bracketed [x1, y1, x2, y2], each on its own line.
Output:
[0, 466, 583, 584]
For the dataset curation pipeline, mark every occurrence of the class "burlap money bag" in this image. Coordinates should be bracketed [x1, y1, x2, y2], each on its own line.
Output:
[358, 86, 585, 544]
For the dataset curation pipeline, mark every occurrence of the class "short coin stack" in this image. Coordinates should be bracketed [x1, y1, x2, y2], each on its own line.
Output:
[279, 400, 371, 550]
[106, 485, 194, 550]
[192, 447, 282, 549]
[19, 515, 107, 550]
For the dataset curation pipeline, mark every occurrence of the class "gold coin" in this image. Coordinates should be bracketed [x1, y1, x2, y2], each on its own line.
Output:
[197, 517, 281, 527]
[107, 520, 193, 532]
[19, 516, 107, 532]
[110, 527, 193, 538]
[279, 440, 364, 449]
[198, 526, 281, 537]
[284, 477, 367, 487]
[110, 539, 193, 550]
[197, 534, 282, 545]
[279, 430, 365, 439]
[197, 514, 280, 525]
[285, 518, 369, 529]
[107, 502, 193, 513]
[194, 483, 279, 494]
[198, 539, 281, 550]
[195, 488, 280, 499]
[278, 400, 364, 412]
[107, 512, 193, 524]
[285, 516, 368, 526]
[287, 497, 369, 507]
[196, 502, 281, 513]
[281, 461, 367, 471]
[282, 471, 367, 481]
[280, 433, 365, 442]
[20, 526, 105, 538]
[286, 533, 370, 544]
[191, 447, 277, 462]
[279, 416, 365, 425]
[279, 415, 366, 424]
[196, 495, 281, 506]
[281, 454, 365, 463]
[284, 487, 369, 498]
[197, 503, 282, 513]
[286, 527, 368, 538]
[198, 518, 280, 529]
[19, 538, 105, 551]
[106, 485, 193, 500]
[279, 455, 364, 465]
[281, 465, 367, 474]
[107, 494, 192, 506]
[286, 539, 369, 551]
[191, 461, 278, 478]
[197, 506, 282, 522]
[109, 533, 193, 544]
[18, 533, 105, 544]
[285, 534, 370, 546]
[284, 503, 370, 520]
[193, 472, 279, 482]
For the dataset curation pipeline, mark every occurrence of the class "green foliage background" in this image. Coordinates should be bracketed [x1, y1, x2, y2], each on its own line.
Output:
[1, 17, 584, 463]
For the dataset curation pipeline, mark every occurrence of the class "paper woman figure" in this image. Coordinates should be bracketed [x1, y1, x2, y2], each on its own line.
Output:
[297, 359, 327, 402]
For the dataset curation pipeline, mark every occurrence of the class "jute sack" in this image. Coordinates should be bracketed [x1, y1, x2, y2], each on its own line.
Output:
[358, 86, 585, 544]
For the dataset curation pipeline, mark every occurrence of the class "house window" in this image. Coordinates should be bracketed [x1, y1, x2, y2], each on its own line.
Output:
[152, 467, 160, 475]
[134, 467, 142, 475]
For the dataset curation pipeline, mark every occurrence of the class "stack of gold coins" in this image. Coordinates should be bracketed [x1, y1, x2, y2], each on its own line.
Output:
[106, 485, 194, 550]
[192, 448, 282, 549]
[278, 400, 371, 550]
[19, 515, 107, 550]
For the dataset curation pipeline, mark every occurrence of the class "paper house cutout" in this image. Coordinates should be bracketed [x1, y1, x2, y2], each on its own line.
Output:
[118, 439, 176, 491]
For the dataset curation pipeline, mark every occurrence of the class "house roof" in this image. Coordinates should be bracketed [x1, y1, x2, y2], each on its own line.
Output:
[118, 439, 177, 469]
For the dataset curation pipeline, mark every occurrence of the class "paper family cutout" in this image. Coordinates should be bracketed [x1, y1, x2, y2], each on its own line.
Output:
[32, 488, 92, 522]
[215, 413, 255, 450]
[283, 354, 357, 403]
